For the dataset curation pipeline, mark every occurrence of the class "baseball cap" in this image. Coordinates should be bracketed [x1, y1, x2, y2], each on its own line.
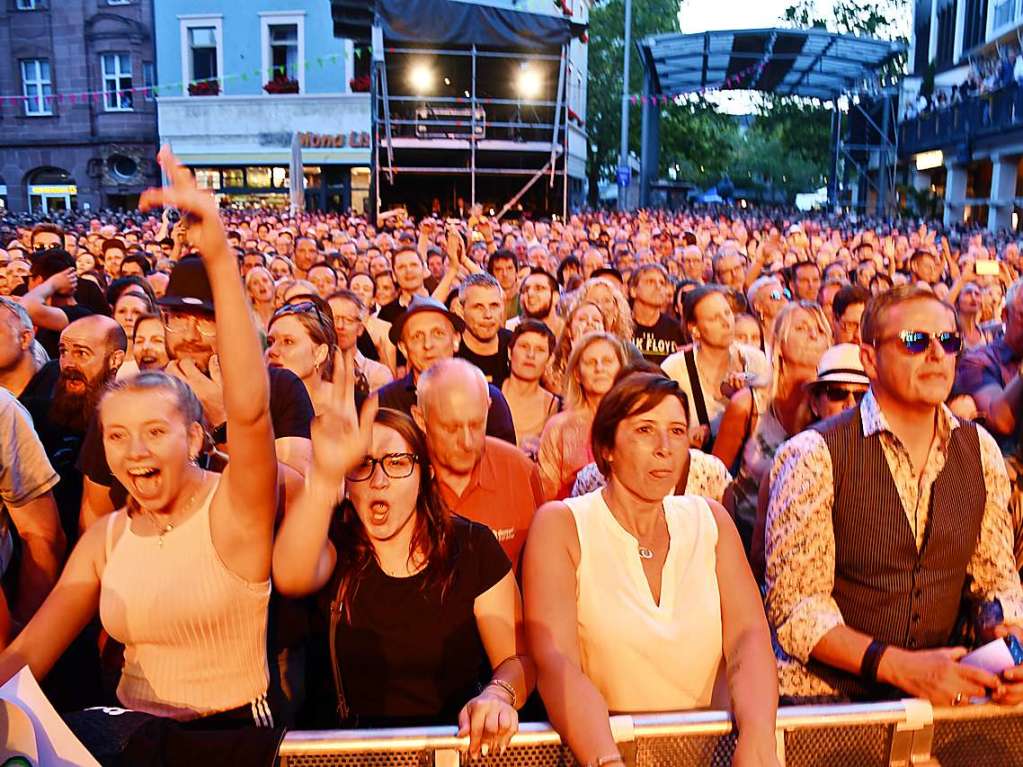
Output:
[156, 256, 215, 314]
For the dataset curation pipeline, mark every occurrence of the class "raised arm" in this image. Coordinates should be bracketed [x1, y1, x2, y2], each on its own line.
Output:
[18, 269, 77, 331]
[140, 146, 277, 576]
[273, 348, 378, 595]
[523, 501, 621, 766]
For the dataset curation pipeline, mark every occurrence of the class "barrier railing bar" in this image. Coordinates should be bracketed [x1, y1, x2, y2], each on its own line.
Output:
[278, 701, 920, 756]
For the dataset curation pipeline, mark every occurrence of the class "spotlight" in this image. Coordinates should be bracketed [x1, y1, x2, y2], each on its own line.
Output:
[516, 64, 542, 99]
[444, 77, 451, 86]
[408, 63, 434, 95]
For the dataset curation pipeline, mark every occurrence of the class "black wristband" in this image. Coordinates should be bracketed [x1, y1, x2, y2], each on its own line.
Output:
[860, 639, 888, 685]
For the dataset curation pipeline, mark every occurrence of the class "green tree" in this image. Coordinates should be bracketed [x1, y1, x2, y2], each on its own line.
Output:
[585, 0, 682, 205]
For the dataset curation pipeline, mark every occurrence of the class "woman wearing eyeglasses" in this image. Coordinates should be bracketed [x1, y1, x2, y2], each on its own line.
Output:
[266, 295, 338, 415]
[713, 301, 832, 554]
[272, 350, 532, 755]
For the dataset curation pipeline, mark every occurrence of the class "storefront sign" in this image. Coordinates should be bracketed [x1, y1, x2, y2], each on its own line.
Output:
[297, 131, 371, 149]
[29, 185, 77, 195]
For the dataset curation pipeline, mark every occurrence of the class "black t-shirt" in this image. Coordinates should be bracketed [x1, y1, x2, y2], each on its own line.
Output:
[77, 365, 314, 498]
[376, 298, 408, 325]
[456, 328, 512, 387]
[36, 304, 95, 359]
[17, 360, 85, 542]
[306, 515, 511, 728]
[633, 313, 685, 364]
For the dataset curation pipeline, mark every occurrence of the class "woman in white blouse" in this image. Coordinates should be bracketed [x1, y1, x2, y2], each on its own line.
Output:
[524, 371, 779, 767]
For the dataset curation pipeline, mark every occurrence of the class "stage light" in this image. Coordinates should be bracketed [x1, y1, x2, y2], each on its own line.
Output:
[516, 64, 542, 99]
[408, 63, 434, 95]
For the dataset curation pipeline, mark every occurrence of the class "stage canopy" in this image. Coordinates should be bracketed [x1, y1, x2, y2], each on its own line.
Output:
[637, 27, 905, 101]
[331, 0, 586, 48]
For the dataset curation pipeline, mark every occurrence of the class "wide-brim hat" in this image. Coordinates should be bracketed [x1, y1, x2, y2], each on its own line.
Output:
[156, 255, 215, 314]
[388, 294, 465, 345]
[806, 343, 870, 388]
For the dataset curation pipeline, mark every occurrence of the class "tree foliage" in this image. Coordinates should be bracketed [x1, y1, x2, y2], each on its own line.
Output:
[584, 0, 910, 204]
[585, 0, 681, 204]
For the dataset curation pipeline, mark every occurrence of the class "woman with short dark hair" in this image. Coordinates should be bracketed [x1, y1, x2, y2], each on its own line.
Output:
[525, 371, 779, 767]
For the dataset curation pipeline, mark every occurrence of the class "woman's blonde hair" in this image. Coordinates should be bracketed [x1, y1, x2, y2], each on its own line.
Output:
[578, 277, 634, 341]
[563, 331, 628, 410]
[769, 301, 832, 399]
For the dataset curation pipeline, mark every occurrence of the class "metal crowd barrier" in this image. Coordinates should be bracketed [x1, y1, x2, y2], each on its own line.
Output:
[277, 699, 1023, 766]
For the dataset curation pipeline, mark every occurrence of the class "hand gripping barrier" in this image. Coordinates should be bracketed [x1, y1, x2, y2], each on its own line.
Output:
[277, 699, 1023, 766]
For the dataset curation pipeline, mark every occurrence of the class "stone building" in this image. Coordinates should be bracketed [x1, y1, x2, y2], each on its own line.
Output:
[0, 0, 159, 214]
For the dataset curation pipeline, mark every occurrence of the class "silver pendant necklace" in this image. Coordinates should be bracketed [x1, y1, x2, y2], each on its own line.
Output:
[638, 546, 655, 560]
[144, 476, 203, 548]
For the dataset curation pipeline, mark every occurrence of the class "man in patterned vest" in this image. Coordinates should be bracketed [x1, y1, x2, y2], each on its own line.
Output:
[765, 285, 1023, 706]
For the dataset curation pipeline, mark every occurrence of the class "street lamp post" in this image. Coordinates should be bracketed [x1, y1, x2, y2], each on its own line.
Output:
[617, 0, 632, 211]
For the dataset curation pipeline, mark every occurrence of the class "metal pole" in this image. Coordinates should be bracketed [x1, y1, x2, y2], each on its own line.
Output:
[878, 93, 891, 217]
[828, 106, 840, 212]
[550, 45, 567, 186]
[471, 45, 477, 209]
[617, 0, 632, 211]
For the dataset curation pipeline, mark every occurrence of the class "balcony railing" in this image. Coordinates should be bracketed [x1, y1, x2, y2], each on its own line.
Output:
[900, 84, 1023, 157]
[277, 699, 1023, 767]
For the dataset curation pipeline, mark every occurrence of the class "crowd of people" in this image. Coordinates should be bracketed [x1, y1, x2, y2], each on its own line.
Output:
[3, 146, 1023, 765]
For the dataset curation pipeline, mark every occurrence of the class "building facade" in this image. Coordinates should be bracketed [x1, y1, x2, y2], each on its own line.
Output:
[900, 0, 1023, 231]
[0, 0, 160, 214]
[154, 0, 371, 212]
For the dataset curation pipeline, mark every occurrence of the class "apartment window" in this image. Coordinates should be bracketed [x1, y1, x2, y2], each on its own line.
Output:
[269, 25, 298, 78]
[143, 62, 155, 101]
[21, 59, 52, 116]
[16, 0, 39, 9]
[102, 53, 133, 111]
[189, 27, 218, 82]
[961, 0, 988, 53]
[260, 12, 305, 92]
[107, 0, 131, 5]
[934, 0, 956, 68]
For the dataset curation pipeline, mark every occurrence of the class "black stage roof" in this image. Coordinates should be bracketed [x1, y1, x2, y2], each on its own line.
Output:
[638, 27, 905, 100]
[331, 0, 587, 48]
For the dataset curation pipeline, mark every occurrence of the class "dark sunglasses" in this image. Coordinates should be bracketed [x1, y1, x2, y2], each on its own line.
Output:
[274, 299, 330, 324]
[821, 384, 867, 404]
[878, 330, 962, 356]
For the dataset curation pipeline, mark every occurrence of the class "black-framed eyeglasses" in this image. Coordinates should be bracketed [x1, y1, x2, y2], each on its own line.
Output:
[876, 330, 962, 356]
[346, 453, 418, 482]
[821, 384, 868, 404]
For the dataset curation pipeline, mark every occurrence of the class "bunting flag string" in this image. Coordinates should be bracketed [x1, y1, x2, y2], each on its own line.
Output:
[627, 51, 771, 107]
[0, 51, 351, 105]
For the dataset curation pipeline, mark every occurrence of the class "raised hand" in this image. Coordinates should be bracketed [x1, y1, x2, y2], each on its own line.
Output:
[312, 348, 378, 484]
[139, 145, 228, 260]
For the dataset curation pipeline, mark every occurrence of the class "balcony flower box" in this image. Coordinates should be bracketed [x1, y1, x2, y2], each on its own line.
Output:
[188, 80, 220, 96]
[349, 75, 371, 93]
[264, 75, 300, 95]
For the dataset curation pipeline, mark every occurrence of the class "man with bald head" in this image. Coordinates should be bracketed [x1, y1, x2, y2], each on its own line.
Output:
[413, 358, 542, 570]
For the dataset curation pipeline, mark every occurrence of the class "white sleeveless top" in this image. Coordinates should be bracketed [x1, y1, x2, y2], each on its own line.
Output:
[99, 477, 271, 720]
[565, 490, 726, 713]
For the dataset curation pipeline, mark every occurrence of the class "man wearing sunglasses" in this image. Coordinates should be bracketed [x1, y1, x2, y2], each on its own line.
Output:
[766, 285, 1023, 708]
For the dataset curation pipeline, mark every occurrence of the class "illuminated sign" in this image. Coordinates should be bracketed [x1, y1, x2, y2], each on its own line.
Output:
[297, 132, 371, 149]
[915, 150, 944, 171]
[29, 185, 78, 195]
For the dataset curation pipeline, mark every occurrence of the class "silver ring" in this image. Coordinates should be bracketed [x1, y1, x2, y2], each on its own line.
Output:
[953, 692, 963, 706]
